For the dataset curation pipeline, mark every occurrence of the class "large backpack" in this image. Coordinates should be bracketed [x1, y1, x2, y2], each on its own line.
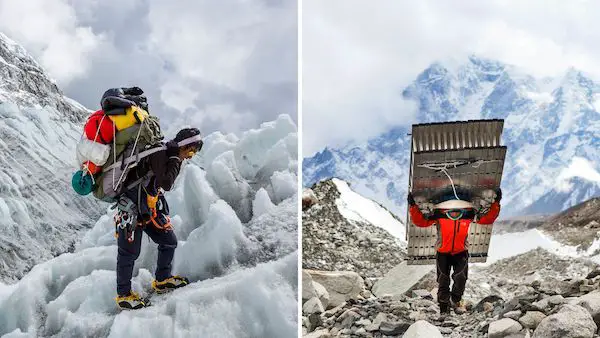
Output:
[72, 88, 164, 202]
[92, 115, 163, 202]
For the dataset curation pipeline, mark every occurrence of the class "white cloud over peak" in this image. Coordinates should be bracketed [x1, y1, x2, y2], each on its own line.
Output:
[303, 0, 600, 155]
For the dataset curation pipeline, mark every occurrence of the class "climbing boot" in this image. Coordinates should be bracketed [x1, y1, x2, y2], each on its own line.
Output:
[152, 275, 189, 293]
[115, 291, 149, 310]
[439, 302, 450, 314]
[452, 299, 467, 314]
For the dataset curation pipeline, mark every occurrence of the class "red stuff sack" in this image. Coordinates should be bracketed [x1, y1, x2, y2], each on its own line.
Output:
[84, 110, 115, 144]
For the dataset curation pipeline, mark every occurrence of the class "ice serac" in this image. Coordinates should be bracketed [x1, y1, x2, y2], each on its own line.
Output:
[0, 115, 298, 338]
[0, 32, 101, 282]
[303, 55, 600, 218]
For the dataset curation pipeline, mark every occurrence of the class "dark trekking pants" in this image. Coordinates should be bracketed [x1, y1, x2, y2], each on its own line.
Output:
[436, 251, 468, 305]
[116, 224, 178, 296]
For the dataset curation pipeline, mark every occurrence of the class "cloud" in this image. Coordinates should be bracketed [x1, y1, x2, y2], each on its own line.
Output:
[303, 0, 600, 155]
[0, 0, 296, 137]
[0, 0, 105, 83]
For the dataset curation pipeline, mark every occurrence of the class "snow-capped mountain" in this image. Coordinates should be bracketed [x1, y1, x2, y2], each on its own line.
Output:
[0, 115, 299, 337]
[0, 33, 102, 282]
[304, 55, 600, 218]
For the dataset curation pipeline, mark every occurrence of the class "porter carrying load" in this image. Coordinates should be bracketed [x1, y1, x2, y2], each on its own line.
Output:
[406, 119, 506, 265]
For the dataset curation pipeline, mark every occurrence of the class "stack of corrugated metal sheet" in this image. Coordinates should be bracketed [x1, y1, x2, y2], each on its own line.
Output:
[406, 119, 507, 265]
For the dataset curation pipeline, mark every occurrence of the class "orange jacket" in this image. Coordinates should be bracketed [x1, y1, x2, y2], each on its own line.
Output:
[409, 202, 500, 255]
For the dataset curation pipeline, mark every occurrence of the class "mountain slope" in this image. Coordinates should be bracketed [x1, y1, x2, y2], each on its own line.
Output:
[0, 32, 102, 282]
[302, 178, 405, 278]
[304, 56, 600, 218]
[0, 115, 299, 338]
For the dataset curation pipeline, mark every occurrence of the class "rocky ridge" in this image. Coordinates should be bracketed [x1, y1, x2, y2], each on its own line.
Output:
[302, 179, 406, 278]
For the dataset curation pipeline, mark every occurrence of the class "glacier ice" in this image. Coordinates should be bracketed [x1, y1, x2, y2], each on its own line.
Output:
[0, 115, 298, 338]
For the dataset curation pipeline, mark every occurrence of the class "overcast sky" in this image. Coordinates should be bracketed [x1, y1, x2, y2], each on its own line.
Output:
[0, 0, 297, 137]
[303, 0, 600, 156]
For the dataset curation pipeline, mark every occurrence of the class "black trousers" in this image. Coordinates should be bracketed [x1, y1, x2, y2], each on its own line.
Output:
[436, 251, 468, 304]
[116, 224, 178, 296]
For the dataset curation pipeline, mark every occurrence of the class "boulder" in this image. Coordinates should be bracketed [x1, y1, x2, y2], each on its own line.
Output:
[365, 312, 387, 331]
[303, 270, 317, 302]
[402, 320, 443, 338]
[313, 281, 330, 309]
[303, 297, 325, 315]
[304, 329, 330, 338]
[532, 304, 596, 338]
[488, 318, 523, 338]
[379, 320, 411, 335]
[305, 270, 365, 308]
[504, 310, 523, 320]
[519, 311, 546, 329]
[372, 262, 433, 298]
[412, 289, 433, 299]
[577, 290, 600, 326]
[475, 295, 504, 312]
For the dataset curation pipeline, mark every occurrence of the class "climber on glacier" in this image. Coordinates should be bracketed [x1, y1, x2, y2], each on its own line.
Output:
[114, 127, 203, 310]
[407, 188, 501, 315]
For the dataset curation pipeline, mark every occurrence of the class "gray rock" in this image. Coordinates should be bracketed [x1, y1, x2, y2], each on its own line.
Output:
[304, 329, 330, 338]
[314, 281, 331, 309]
[303, 270, 317, 302]
[307, 313, 323, 332]
[372, 262, 433, 298]
[475, 295, 504, 312]
[354, 327, 367, 336]
[519, 311, 546, 329]
[306, 270, 365, 308]
[303, 297, 325, 315]
[488, 318, 523, 338]
[379, 320, 410, 335]
[504, 310, 523, 320]
[402, 320, 443, 338]
[366, 312, 387, 331]
[412, 289, 433, 299]
[577, 290, 600, 326]
[355, 318, 372, 327]
[532, 304, 596, 338]
[337, 310, 360, 329]
[360, 290, 373, 299]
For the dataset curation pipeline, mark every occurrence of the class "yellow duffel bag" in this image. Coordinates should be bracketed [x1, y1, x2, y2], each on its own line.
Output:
[108, 106, 150, 131]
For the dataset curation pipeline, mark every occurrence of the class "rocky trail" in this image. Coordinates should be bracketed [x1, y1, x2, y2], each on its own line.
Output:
[302, 179, 600, 337]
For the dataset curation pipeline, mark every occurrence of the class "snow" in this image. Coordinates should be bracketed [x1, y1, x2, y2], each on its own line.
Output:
[485, 228, 600, 265]
[0, 115, 298, 337]
[557, 157, 600, 190]
[333, 178, 405, 240]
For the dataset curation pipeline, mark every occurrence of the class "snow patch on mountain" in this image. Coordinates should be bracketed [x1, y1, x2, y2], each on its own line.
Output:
[0, 115, 298, 338]
[486, 228, 600, 265]
[333, 178, 405, 240]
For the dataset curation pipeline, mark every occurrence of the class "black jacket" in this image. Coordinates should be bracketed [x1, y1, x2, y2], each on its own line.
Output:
[122, 147, 181, 220]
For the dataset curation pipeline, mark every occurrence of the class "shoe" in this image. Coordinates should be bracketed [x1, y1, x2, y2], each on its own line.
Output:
[115, 291, 149, 310]
[451, 299, 467, 314]
[152, 275, 189, 293]
[439, 302, 450, 314]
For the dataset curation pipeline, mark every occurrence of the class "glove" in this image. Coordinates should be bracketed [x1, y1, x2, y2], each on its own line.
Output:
[407, 193, 416, 206]
[495, 188, 502, 202]
[166, 140, 179, 158]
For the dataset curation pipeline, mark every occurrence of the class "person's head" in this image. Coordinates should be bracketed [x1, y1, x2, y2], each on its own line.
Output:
[434, 199, 474, 220]
[444, 209, 468, 220]
[173, 128, 203, 160]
